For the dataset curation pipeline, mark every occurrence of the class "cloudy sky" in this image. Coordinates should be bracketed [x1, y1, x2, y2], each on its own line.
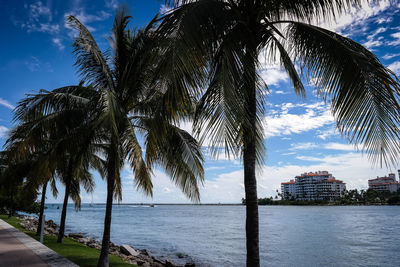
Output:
[1, 0, 400, 203]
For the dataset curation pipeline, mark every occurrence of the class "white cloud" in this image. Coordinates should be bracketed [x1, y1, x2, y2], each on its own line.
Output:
[289, 142, 317, 151]
[52, 38, 65, 50]
[382, 53, 400, 60]
[21, 1, 59, 34]
[387, 32, 400, 46]
[363, 39, 383, 49]
[26, 1, 52, 20]
[0, 126, 9, 138]
[24, 56, 53, 72]
[324, 142, 357, 151]
[257, 51, 290, 85]
[376, 17, 393, 24]
[316, 127, 336, 140]
[259, 67, 288, 86]
[274, 90, 288, 95]
[120, 169, 203, 203]
[362, 27, 387, 49]
[388, 61, 400, 74]
[64, 9, 110, 31]
[281, 152, 296, 156]
[105, 0, 119, 9]
[288, 142, 356, 153]
[64, 6, 111, 37]
[205, 166, 226, 171]
[0, 98, 15, 110]
[371, 27, 387, 36]
[318, 0, 392, 32]
[363, 27, 386, 49]
[264, 102, 334, 138]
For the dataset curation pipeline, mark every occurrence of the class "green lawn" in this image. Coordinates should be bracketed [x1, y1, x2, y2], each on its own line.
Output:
[0, 215, 137, 267]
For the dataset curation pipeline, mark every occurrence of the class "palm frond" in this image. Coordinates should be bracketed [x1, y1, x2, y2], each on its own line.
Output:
[122, 121, 153, 197]
[67, 15, 115, 91]
[146, 122, 204, 201]
[263, 0, 360, 22]
[287, 21, 400, 166]
[50, 177, 58, 198]
[267, 35, 305, 97]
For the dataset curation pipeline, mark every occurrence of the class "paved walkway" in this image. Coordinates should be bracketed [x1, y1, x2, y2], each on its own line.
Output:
[0, 219, 78, 267]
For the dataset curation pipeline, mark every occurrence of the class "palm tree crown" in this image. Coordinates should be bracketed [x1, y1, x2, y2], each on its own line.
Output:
[9, 7, 204, 267]
[158, 1, 400, 266]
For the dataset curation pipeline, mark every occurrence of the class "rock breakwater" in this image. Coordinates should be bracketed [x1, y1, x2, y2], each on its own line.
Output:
[17, 215, 194, 267]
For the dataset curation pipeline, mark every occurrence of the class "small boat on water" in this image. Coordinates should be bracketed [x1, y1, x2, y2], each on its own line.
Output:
[149, 204, 155, 208]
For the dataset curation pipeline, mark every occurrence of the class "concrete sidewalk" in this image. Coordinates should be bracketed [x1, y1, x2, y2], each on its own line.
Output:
[0, 219, 78, 267]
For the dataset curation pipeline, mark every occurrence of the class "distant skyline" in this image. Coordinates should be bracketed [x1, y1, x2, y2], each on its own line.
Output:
[1, 0, 400, 203]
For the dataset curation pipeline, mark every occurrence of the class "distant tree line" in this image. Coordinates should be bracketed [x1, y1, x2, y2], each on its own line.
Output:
[242, 189, 400, 206]
[340, 188, 400, 205]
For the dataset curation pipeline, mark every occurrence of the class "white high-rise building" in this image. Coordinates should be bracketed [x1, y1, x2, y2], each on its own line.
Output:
[281, 171, 346, 201]
[368, 171, 400, 192]
[281, 180, 296, 200]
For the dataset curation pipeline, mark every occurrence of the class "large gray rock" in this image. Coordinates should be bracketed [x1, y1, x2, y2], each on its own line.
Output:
[120, 244, 140, 257]
[165, 259, 176, 267]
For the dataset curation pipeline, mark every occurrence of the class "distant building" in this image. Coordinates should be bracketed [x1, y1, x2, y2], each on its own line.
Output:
[368, 171, 400, 193]
[281, 180, 296, 200]
[281, 171, 346, 201]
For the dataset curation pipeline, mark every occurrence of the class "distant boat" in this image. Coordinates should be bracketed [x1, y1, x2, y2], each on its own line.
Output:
[149, 204, 155, 208]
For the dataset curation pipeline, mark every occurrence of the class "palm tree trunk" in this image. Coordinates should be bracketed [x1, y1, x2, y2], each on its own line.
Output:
[243, 46, 260, 267]
[8, 187, 14, 218]
[97, 146, 117, 267]
[57, 163, 73, 243]
[36, 182, 48, 236]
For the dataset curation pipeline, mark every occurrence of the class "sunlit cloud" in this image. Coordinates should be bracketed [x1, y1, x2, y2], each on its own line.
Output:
[0, 98, 15, 110]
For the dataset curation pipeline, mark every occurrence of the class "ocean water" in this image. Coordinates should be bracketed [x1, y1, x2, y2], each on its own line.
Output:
[42, 204, 400, 266]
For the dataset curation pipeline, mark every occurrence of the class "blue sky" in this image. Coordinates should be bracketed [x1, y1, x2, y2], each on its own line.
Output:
[1, 0, 400, 203]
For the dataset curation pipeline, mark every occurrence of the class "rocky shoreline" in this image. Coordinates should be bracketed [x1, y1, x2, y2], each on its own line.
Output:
[17, 215, 195, 267]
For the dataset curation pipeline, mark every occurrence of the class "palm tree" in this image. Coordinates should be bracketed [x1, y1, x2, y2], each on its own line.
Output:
[0, 150, 41, 217]
[8, 93, 100, 240]
[55, 153, 96, 243]
[13, 7, 204, 266]
[6, 134, 58, 236]
[67, 10, 204, 266]
[158, 1, 400, 265]
[12, 87, 106, 243]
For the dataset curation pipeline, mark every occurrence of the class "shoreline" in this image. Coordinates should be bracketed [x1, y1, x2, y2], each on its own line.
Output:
[45, 202, 400, 206]
[17, 214, 195, 267]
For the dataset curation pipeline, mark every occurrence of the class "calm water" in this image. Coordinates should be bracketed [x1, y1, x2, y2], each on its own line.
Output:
[42, 205, 400, 266]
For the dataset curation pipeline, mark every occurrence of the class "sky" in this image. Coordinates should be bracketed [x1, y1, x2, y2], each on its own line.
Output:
[1, 0, 400, 204]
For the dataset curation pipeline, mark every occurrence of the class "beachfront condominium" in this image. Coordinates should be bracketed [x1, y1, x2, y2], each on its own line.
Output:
[281, 180, 296, 200]
[368, 171, 400, 192]
[281, 171, 346, 201]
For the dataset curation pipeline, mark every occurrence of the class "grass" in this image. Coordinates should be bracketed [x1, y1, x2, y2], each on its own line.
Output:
[0, 214, 137, 267]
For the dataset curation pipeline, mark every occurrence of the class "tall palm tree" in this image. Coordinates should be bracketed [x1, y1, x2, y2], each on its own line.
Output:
[158, 1, 400, 266]
[9, 92, 101, 240]
[14, 7, 204, 266]
[66, 10, 204, 266]
[12, 87, 106, 243]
